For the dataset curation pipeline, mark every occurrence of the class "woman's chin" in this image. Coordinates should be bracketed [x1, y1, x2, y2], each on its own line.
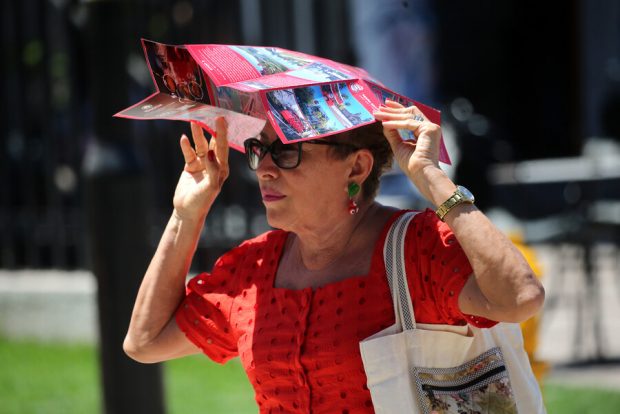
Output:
[264, 208, 288, 230]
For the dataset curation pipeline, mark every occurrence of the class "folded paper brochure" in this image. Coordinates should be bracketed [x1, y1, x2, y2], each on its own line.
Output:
[115, 39, 451, 164]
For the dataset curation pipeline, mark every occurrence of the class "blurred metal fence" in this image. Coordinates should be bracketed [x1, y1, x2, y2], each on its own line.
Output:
[1, 0, 353, 270]
[4, 0, 610, 271]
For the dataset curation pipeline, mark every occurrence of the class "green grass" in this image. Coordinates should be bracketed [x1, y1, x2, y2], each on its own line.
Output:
[1, 338, 620, 413]
[544, 384, 620, 413]
[0, 339, 101, 414]
[164, 354, 256, 414]
[0, 338, 255, 414]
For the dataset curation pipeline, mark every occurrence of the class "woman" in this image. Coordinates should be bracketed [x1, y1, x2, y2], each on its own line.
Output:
[124, 100, 545, 413]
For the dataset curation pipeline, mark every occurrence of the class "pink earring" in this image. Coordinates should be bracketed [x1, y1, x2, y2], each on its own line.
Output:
[347, 182, 360, 215]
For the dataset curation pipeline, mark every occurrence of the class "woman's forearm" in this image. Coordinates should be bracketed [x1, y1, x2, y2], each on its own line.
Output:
[413, 167, 545, 322]
[124, 209, 207, 353]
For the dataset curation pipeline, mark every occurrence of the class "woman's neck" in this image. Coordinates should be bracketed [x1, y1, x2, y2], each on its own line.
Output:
[292, 201, 378, 271]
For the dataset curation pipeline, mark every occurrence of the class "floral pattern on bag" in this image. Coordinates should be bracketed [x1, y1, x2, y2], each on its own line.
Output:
[424, 376, 516, 414]
[414, 347, 518, 414]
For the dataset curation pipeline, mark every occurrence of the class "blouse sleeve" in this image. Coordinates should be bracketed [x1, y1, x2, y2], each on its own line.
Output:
[175, 244, 246, 364]
[404, 209, 497, 328]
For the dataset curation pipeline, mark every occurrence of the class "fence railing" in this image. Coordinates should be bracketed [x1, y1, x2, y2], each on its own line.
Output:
[1, 0, 352, 270]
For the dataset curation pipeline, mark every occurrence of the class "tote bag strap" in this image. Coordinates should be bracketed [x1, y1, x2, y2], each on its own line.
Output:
[383, 212, 419, 331]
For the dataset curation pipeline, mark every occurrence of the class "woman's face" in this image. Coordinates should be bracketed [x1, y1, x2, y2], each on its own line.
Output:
[255, 125, 353, 233]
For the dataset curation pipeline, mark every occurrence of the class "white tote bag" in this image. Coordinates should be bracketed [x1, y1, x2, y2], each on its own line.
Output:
[360, 212, 546, 414]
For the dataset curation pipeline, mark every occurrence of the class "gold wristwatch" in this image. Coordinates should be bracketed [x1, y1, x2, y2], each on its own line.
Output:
[435, 185, 475, 221]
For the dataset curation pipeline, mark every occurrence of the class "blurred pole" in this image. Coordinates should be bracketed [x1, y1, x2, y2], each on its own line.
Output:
[579, 0, 619, 139]
[81, 1, 165, 413]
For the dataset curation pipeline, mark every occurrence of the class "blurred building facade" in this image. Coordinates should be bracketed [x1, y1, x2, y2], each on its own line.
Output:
[1, 0, 618, 271]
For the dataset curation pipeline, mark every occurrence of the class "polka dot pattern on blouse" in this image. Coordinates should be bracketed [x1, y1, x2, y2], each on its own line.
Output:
[176, 209, 496, 413]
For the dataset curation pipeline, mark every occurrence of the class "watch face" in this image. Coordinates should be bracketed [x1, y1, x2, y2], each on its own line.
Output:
[457, 185, 475, 203]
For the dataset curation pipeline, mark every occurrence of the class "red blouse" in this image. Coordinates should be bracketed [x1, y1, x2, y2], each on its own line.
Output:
[176, 209, 495, 413]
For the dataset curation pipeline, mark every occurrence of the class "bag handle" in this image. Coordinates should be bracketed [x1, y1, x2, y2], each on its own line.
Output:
[383, 212, 418, 331]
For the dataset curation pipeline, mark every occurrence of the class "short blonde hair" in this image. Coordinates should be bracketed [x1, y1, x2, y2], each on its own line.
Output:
[327, 121, 393, 201]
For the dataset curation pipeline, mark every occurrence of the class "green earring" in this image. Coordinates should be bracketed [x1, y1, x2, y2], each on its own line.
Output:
[347, 182, 360, 214]
[347, 182, 360, 198]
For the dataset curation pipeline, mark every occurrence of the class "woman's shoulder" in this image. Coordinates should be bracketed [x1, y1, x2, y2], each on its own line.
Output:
[378, 207, 441, 238]
[384, 208, 457, 256]
[214, 229, 287, 268]
[237, 228, 288, 252]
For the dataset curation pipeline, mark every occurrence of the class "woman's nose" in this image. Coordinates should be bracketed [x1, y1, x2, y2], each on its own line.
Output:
[256, 151, 279, 178]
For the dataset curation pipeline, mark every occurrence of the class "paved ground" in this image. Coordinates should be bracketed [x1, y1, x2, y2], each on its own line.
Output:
[1, 242, 619, 389]
[535, 244, 620, 365]
[547, 362, 620, 390]
[534, 243, 620, 390]
[0, 270, 97, 343]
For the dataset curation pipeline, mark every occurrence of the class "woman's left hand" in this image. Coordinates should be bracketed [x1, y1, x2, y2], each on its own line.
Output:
[373, 100, 443, 189]
[375, 101, 545, 323]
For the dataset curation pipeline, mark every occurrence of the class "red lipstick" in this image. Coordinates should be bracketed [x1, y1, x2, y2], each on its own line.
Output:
[260, 188, 285, 202]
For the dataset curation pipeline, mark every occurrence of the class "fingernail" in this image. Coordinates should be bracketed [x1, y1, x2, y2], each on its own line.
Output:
[207, 150, 215, 162]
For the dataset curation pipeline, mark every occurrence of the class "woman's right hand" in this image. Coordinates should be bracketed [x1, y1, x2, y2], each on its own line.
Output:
[173, 117, 229, 221]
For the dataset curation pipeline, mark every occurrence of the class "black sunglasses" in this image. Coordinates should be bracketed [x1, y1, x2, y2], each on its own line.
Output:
[243, 138, 358, 170]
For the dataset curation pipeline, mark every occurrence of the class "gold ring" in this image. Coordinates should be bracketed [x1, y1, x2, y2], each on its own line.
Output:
[196, 151, 205, 158]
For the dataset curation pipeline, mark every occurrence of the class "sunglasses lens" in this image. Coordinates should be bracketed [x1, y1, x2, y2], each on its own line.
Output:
[244, 139, 301, 170]
[244, 139, 264, 170]
[271, 140, 300, 169]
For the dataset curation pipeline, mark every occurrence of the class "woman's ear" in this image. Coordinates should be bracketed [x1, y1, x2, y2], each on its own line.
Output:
[348, 149, 374, 185]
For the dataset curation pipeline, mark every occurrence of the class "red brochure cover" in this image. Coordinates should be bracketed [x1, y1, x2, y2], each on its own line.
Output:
[115, 39, 451, 164]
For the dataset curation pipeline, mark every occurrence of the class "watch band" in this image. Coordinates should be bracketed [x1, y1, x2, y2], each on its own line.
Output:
[435, 186, 474, 221]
